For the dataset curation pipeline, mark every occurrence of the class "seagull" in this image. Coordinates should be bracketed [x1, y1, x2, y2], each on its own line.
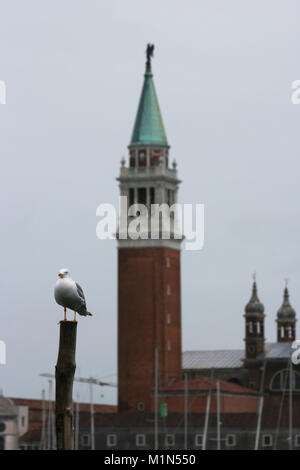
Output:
[54, 268, 93, 322]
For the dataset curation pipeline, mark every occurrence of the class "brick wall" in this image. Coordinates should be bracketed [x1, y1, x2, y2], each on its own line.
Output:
[118, 247, 182, 412]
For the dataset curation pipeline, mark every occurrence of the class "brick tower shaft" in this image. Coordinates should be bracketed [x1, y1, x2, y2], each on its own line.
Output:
[117, 46, 183, 412]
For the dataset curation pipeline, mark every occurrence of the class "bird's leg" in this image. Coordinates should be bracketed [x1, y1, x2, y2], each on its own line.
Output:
[64, 307, 67, 321]
[73, 311, 77, 322]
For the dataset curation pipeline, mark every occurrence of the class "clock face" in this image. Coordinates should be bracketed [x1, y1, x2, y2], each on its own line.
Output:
[0, 422, 6, 432]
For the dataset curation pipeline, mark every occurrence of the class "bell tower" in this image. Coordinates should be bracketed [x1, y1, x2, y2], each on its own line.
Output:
[244, 278, 265, 390]
[244, 278, 265, 360]
[117, 45, 183, 413]
[276, 285, 296, 343]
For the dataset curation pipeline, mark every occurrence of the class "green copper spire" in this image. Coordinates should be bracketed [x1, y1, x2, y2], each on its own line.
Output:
[130, 44, 169, 148]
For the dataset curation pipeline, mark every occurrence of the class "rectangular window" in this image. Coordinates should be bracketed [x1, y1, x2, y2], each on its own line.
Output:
[226, 434, 236, 447]
[166, 256, 170, 268]
[150, 187, 155, 205]
[195, 434, 203, 447]
[139, 152, 146, 167]
[138, 187, 147, 205]
[167, 189, 174, 206]
[136, 434, 146, 447]
[295, 434, 300, 447]
[129, 188, 135, 207]
[165, 434, 175, 446]
[107, 434, 117, 447]
[262, 434, 272, 447]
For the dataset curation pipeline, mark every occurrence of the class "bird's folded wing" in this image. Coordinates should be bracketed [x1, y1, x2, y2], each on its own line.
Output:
[75, 282, 86, 302]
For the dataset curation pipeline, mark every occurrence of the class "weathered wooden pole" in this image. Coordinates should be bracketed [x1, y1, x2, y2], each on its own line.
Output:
[55, 320, 77, 450]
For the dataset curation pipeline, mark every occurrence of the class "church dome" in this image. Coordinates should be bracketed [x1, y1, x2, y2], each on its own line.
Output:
[277, 287, 296, 321]
[245, 282, 264, 316]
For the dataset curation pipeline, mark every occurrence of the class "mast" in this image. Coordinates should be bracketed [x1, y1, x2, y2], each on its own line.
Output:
[216, 380, 221, 450]
[39, 389, 46, 450]
[254, 360, 266, 450]
[202, 369, 214, 450]
[184, 373, 188, 450]
[154, 346, 159, 450]
[75, 393, 80, 450]
[47, 380, 52, 450]
[289, 357, 293, 450]
[89, 379, 95, 450]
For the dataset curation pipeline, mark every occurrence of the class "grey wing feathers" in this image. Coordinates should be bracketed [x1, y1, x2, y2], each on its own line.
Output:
[76, 283, 86, 304]
[76, 282, 92, 316]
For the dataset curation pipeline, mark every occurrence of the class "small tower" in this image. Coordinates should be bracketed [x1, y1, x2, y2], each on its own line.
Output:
[244, 279, 265, 360]
[276, 286, 296, 343]
[117, 45, 183, 413]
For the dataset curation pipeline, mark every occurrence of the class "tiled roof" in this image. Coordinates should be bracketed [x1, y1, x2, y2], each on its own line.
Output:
[183, 342, 292, 370]
[183, 350, 244, 369]
[10, 398, 117, 414]
[160, 377, 256, 395]
[20, 428, 41, 443]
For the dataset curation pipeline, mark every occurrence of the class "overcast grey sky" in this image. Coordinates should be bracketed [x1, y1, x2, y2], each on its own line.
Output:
[1, 0, 300, 405]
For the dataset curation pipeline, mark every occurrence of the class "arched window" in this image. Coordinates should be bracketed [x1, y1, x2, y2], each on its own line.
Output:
[270, 369, 300, 391]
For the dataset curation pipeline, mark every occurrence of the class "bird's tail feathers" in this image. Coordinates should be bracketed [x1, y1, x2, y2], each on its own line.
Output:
[77, 306, 93, 317]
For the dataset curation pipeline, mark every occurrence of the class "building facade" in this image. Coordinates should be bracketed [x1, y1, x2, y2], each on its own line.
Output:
[0, 394, 28, 450]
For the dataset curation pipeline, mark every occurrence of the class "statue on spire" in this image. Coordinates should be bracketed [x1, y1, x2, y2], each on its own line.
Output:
[146, 43, 154, 65]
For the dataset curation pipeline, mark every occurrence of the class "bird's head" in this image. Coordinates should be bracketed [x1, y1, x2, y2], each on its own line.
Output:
[58, 268, 71, 279]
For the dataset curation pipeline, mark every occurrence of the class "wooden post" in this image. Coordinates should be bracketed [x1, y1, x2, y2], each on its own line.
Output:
[55, 321, 77, 450]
